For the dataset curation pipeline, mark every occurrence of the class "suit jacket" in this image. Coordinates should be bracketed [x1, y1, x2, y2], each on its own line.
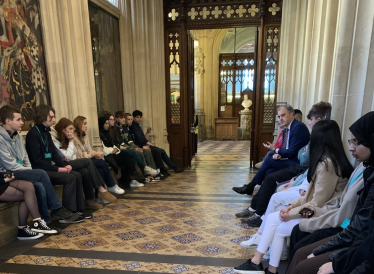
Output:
[277, 119, 310, 163]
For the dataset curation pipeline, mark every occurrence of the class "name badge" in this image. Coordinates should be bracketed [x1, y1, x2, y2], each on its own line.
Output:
[341, 218, 350, 229]
[16, 159, 23, 165]
[45, 153, 52, 159]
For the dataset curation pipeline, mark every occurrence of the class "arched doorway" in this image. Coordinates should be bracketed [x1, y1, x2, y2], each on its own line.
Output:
[164, 0, 282, 168]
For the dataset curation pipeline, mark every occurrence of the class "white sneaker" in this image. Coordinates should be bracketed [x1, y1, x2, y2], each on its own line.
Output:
[96, 198, 110, 204]
[144, 166, 158, 175]
[240, 233, 261, 250]
[263, 249, 288, 261]
[255, 161, 263, 169]
[130, 180, 144, 187]
[107, 185, 125, 194]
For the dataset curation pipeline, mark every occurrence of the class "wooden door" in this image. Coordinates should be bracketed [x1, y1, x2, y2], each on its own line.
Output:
[186, 32, 196, 165]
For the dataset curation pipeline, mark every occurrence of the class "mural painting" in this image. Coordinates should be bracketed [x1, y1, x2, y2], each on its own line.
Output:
[0, 0, 49, 130]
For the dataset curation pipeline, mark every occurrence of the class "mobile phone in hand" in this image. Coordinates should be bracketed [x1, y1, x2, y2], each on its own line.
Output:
[6, 170, 13, 178]
[299, 208, 314, 218]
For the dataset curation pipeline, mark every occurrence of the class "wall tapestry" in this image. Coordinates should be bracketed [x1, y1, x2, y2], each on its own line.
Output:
[0, 0, 50, 129]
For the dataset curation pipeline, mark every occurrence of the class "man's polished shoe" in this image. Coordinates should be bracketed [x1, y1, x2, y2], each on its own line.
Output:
[232, 185, 249, 194]
[232, 183, 255, 195]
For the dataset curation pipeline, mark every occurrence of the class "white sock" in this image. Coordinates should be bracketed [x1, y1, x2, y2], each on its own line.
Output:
[248, 207, 256, 212]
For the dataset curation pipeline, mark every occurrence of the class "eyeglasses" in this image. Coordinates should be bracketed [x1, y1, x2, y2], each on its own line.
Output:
[348, 139, 364, 147]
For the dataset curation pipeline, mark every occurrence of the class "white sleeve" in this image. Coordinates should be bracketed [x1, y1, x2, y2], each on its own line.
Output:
[53, 140, 76, 160]
[101, 141, 115, 156]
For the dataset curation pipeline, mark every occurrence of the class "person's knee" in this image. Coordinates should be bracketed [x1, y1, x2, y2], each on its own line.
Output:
[65, 174, 77, 186]
[22, 180, 36, 193]
[275, 222, 291, 237]
[293, 262, 305, 274]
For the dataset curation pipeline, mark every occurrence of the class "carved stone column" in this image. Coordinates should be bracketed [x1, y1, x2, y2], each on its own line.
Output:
[330, 0, 374, 162]
[40, 0, 100, 148]
[194, 46, 206, 141]
[277, 0, 339, 115]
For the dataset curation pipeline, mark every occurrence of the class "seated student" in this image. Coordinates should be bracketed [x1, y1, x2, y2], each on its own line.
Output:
[287, 157, 366, 263]
[236, 102, 332, 226]
[240, 174, 310, 254]
[53, 117, 117, 205]
[286, 111, 374, 274]
[294, 109, 303, 122]
[73, 116, 124, 194]
[233, 105, 310, 196]
[123, 113, 159, 172]
[0, 105, 81, 224]
[113, 111, 158, 179]
[130, 110, 185, 177]
[233, 120, 353, 274]
[26, 105, 97, 213]
[0, 172, 58, 240]
[98, 116, 143, 188]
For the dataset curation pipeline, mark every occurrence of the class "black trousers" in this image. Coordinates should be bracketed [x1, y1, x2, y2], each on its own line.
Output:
[45, 170, 84, 212]
[150, 146, 165, 170]
[287, 224, 342, 271]
[251, 164, 305, 215]
[68, 158, 105, 200]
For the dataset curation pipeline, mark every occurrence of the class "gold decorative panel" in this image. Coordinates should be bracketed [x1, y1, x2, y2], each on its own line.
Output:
[168, 31, 181, 124]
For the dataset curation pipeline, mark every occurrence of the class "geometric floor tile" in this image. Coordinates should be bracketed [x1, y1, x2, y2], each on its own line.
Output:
[133, 240, 168, 253]
[0, 142, 294, 274]
[194, 244, 230, 256]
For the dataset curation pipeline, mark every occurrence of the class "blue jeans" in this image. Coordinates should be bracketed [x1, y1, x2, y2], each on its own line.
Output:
[14, 169, 62, 223]
[91, 158, 116, 187]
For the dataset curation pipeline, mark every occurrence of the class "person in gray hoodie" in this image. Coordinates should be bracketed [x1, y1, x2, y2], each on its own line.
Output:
[0, 105, 81, 224]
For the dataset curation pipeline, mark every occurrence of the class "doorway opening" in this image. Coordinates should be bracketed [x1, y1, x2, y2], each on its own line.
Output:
[191, 27, 257, 156]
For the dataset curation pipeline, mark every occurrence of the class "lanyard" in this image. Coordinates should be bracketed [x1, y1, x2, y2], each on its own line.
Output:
[349, 170, 364, 188]
[7, 139, 20, 160]
[83, 143, 89, 154]
[35, 126, 49, 153]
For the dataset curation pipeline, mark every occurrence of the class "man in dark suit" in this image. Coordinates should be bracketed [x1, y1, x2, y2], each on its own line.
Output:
[233, 104, 310, 195]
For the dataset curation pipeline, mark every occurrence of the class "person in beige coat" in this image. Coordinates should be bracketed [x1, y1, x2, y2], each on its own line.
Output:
[233, 120, 354, 274]
[287, 162, 365, 264]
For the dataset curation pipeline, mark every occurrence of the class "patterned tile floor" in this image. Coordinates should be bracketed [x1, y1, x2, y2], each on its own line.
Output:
[197, 141, 250, 155]
[0, 141, 261, 274]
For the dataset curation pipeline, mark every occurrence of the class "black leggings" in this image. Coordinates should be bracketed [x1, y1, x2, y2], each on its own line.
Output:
[0, 180, 40, 226]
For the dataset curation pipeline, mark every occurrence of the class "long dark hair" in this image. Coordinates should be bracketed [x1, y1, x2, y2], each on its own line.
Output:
[307, 120, 353, 182]
[104, 113, 120, 140]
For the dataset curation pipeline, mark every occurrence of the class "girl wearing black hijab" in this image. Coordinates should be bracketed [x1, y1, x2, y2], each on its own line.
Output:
[287, 111, 374, 274]
[98, 117, 139, 188]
